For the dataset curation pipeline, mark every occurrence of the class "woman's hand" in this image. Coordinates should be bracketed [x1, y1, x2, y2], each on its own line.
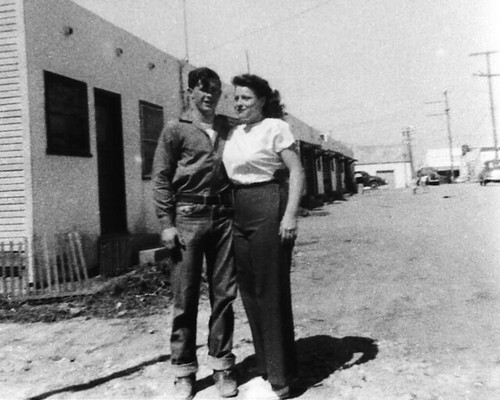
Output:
[278, 146, 304, 245]
[280, 213, 298, 244]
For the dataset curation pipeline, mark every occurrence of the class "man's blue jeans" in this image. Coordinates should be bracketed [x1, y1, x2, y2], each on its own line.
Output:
[170, 202, 236, 377]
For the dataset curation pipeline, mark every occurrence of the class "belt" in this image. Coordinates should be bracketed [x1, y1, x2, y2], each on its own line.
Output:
[233, 180, 278, 189]
[176, 192, 233, 205]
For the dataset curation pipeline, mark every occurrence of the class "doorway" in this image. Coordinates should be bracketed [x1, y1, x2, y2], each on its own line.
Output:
[94, 88, 127, 235]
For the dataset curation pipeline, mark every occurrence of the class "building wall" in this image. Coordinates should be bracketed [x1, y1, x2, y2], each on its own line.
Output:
[425, 147, 462, 172]
[331, 157, 338, 193]
[460, 148, 500, 181]
[355, 162, 411, 189]
[23, 0, 187, 266]
[0, 0, 32, 248]
[316, 154, 324, 195]
[477, 149, 499, 165]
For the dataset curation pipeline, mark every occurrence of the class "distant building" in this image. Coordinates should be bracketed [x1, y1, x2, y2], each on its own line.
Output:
[353, 145, 412, 189]
[459, 146, 500, 181]
[424, 148, 462, 179]
[320, 134, 356, 202]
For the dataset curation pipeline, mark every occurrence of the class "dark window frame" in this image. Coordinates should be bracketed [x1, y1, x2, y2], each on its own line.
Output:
[139, 100, 164, 180]
[44, 71, 91, 157]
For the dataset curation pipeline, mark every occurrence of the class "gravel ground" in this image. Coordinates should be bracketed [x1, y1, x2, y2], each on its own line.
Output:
[1, 182, 499, 400]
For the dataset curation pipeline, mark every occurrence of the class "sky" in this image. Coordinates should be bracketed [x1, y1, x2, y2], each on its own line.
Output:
[72, 0, 500, 165]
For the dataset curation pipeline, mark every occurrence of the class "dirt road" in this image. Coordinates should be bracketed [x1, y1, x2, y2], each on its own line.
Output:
[1, 183, 500, 399]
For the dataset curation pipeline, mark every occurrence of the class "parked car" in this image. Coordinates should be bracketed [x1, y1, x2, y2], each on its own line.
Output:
[479, 161, 500, 185]
[417, 167, 444, 186]
[355, 171, 387, 189]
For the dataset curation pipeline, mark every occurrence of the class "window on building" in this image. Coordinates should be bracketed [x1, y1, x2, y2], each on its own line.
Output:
[140, 101, 164, 179]
[44, 71, 90, 156]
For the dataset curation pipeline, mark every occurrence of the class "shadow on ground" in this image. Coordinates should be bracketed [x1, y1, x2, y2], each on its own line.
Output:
[293, 335, 378, 395]
[27, 335, 378, 399]
[196, 334, 378, 396]
[27, 354, 171, 400]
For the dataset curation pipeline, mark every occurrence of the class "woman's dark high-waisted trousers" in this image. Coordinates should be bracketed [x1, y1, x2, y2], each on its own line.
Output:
[233, 181, 297, 389]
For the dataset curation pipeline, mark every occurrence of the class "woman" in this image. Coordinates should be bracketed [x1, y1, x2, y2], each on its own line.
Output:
[223, 74, 305, 399]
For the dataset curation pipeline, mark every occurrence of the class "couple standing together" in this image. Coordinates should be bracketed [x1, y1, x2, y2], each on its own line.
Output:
[152, 67, 305, 400]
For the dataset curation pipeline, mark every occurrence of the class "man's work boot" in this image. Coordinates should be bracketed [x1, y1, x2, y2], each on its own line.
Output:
[213, 369, 238, 398]
[272, 384, 291, 399]
[173, 374, 195, 400]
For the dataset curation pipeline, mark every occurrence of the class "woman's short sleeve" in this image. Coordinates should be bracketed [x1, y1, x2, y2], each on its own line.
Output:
[272, 119, 296, 153]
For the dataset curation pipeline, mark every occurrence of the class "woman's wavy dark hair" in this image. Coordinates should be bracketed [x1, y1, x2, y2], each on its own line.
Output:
[232, 74, 285, 119]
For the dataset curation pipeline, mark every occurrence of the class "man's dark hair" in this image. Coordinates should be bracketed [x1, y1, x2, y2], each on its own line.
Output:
[188, 67, 221, 90]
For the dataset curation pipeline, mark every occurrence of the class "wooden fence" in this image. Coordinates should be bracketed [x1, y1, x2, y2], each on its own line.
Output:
[0, 232, 90, 300]
[0, 239, 28, 299]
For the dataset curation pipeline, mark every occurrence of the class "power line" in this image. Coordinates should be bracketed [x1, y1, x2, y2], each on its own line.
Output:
[469, 112, 490, 136]
[327, 106, 421, 129]
[193, 0, 337, 58]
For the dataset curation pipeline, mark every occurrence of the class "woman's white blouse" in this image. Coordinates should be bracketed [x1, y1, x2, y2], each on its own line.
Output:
[223, 118, 296, 185]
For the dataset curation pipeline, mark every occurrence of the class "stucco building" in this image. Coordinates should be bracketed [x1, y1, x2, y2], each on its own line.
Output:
[0, 0, 354, 289]
[459, 146, 500, 182]
[353, 145, 412, 189]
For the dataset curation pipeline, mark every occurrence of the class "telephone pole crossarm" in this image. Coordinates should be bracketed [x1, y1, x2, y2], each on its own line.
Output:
[470, 51, 498, 57]
[474, 73, 500, 77]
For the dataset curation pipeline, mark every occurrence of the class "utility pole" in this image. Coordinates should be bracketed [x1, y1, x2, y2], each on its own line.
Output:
[444, 90, 454, 181]
[182, 0, 189, 63]
[402, 126, 415, 180]
[425, 91, 455, 182]
[470, 51, 499, 162]
[245, 50, 251, 74]
[179, 0, 190, 112]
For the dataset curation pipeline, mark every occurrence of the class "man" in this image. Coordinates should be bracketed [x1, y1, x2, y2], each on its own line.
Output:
[153, 67, 237, 400]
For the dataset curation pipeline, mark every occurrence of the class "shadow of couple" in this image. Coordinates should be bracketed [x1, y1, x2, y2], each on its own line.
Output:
[28, 334, 378, 400]
[195, 334, 379, 396]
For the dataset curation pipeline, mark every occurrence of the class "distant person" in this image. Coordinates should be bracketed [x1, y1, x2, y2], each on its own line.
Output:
[152, 67, 238, 400]
[412, 178, 418, 194]
[223, 74, 305, 399]
[418, 174, 429, 193]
